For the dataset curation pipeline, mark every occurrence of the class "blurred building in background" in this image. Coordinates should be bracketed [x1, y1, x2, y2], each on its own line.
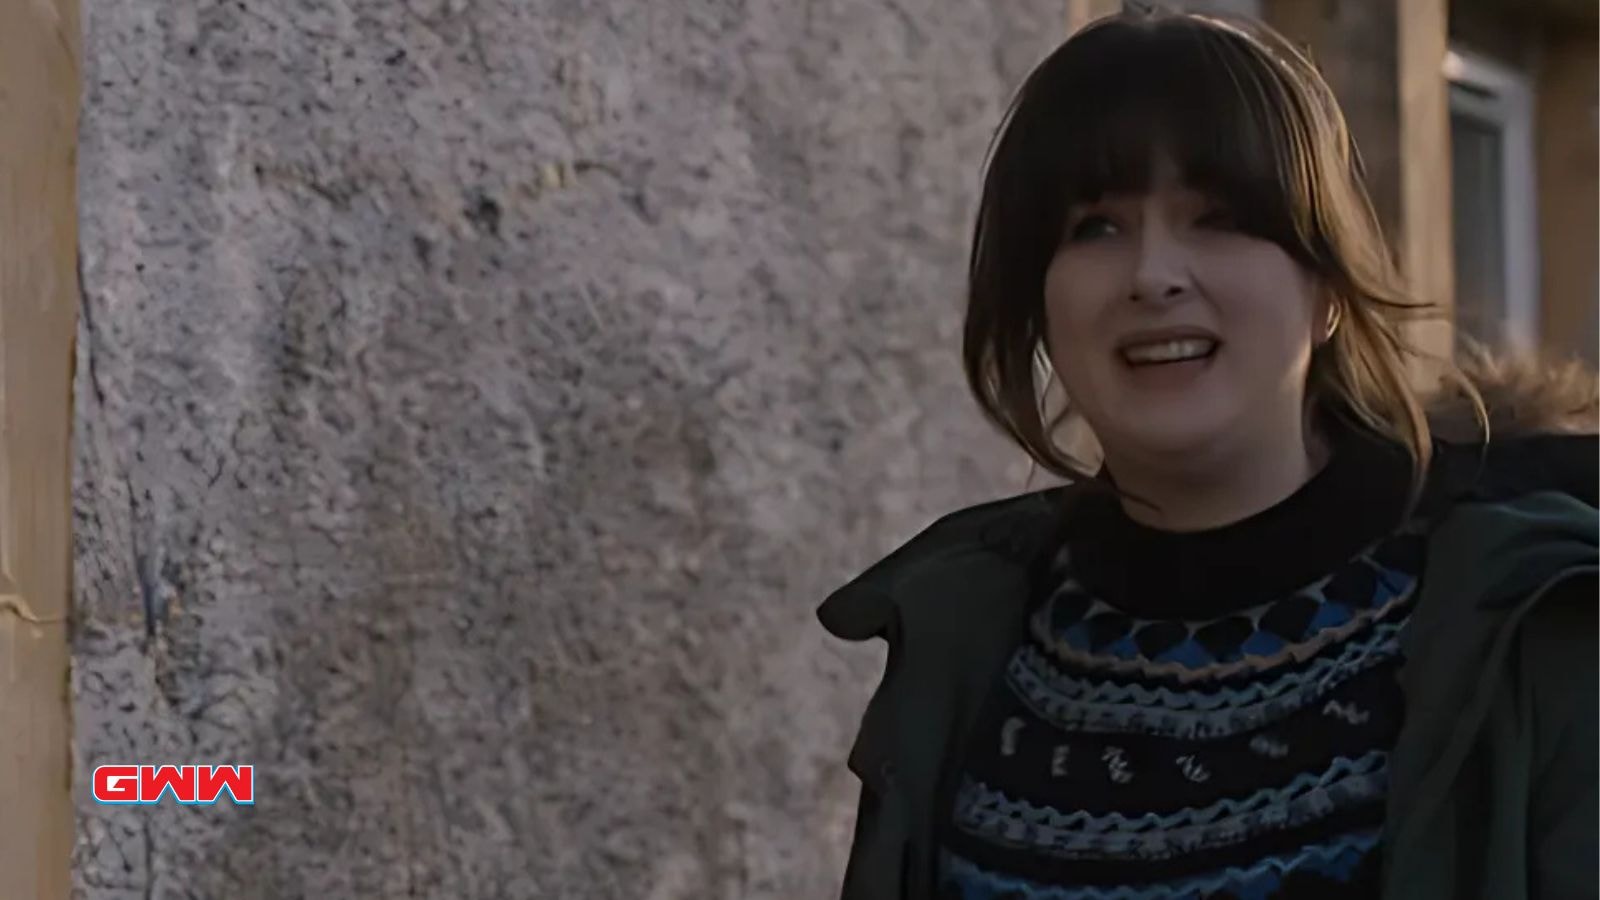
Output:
[1449, 0, 1597, 365]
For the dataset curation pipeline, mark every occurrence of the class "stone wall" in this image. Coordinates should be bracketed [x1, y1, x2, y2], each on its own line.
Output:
[71, 1, 1058, 897]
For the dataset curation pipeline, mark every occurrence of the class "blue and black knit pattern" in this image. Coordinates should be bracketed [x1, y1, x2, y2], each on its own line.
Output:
[1035, 531, 1423, 675]
[936, 524, 1426, 900]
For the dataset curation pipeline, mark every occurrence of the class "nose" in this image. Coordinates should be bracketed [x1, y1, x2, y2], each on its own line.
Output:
[1129, 219, 1193, 305]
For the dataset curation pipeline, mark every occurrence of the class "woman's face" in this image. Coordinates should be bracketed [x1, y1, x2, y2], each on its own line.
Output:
[1043, 159, 1326, 469]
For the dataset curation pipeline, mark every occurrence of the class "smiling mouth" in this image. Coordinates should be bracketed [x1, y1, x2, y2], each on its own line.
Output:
[1119, 338, 1220, 366]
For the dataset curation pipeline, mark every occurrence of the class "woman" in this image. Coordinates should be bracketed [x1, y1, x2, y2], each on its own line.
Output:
[820, 10, 1597, 900]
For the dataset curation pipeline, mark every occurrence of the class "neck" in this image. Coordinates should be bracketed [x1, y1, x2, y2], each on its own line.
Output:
[1105, 424, 1331, 533]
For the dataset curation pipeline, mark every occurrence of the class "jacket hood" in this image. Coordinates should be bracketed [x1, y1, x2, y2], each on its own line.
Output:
[817, 487, 1067, 641]
[1426, 345, 1598, 443]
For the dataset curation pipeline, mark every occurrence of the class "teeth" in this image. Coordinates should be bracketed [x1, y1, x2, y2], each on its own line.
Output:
[1122, 339, 1216, 364]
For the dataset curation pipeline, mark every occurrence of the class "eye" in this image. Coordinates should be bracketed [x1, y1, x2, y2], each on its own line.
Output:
[1195, 205, 1238, 231]
[1066, 214, 1120, 243]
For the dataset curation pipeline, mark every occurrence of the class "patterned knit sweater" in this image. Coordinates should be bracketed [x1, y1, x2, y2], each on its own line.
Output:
[937, 430, 1423, 899]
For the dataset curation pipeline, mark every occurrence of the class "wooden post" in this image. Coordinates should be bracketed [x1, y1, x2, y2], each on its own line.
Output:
[0, 0, 81, 896]
[1396, 0, 1455, 361]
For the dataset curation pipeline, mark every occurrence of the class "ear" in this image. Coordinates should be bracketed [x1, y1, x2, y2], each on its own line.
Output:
[1314, 289, 1342, 347]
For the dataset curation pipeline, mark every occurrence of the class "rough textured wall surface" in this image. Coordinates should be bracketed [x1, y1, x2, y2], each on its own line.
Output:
[72, 1, 1060, 897]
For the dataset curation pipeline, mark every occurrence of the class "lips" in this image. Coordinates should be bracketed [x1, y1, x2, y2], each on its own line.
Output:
[1122, 338, 1218, 365]
[1116, 329, 1222, 367]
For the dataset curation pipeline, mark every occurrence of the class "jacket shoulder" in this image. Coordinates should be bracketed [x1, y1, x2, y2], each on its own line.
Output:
[817, 487, 1067, 641]
[1386, 488, 1597, 896]
[1426, 432, 1597, 511]
[1520, 570, 1598, 898]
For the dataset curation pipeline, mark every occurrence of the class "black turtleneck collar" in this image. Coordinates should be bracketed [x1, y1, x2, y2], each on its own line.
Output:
[1056, 425, 1414, 620]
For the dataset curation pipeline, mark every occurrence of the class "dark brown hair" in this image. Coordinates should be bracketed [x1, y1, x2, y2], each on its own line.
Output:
[962, 10, 1595, 492]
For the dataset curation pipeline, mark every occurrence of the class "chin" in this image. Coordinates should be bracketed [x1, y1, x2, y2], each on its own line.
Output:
[1099, 410, 1239, 463]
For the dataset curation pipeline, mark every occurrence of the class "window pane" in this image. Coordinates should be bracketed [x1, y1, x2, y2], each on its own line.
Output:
[1450, 109, 1507, 349]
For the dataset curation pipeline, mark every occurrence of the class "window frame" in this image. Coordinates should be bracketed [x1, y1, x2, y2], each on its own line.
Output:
[1443, 46, 1540, 352]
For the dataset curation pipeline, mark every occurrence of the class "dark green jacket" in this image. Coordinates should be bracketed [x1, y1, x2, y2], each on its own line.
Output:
[819, 488, 1597, 899]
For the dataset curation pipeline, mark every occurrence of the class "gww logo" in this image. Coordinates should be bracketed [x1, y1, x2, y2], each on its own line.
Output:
[92, 765, 255, 805]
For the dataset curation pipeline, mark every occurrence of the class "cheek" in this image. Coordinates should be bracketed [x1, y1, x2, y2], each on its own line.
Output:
[1196, 248, 1319, 362]
[1042, 252, 1118, 371]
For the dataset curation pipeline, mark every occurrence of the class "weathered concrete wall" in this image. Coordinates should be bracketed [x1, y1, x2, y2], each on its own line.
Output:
[71, 1, 1057, 897]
